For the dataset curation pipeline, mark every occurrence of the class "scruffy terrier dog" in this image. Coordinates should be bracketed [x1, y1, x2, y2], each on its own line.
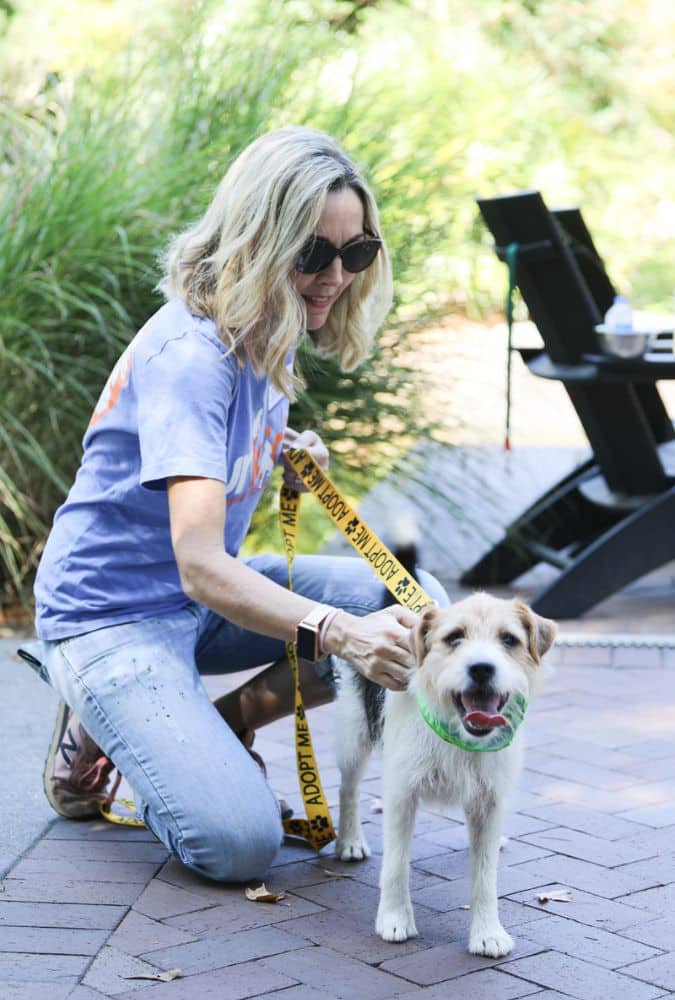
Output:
[334, 593, 556, 957]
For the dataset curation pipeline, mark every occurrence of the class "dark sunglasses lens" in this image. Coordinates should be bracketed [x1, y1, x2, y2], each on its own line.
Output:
[296, 237, 335, 274]
[341, 239, 381, 273]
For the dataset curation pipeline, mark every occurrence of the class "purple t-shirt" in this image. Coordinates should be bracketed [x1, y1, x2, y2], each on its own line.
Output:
[35, 299, 290, 640]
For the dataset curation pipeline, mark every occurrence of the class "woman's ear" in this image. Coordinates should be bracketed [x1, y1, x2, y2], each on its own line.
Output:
[412, 607, 440, 666]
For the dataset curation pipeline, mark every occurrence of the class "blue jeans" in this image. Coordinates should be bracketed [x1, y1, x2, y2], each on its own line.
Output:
[43, 553, 448, 882]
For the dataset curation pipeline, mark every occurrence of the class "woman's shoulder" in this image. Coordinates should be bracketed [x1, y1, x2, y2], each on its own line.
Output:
[134, 299, 230, 364]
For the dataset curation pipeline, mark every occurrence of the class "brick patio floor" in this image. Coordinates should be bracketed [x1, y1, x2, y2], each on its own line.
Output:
[3, 587, 675, 999]
[4, 313, 675, 997]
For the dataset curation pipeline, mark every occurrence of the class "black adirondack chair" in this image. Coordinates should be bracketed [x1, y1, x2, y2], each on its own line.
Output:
[552, 205, 675, 444]
[460, 190, 675, 618]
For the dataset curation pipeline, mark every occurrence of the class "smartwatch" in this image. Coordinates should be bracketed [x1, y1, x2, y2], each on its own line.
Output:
[296, 604, 334, 662]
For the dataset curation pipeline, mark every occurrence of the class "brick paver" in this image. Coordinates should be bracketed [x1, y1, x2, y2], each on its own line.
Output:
[623, 950, 675, 991]
[500, 950, 665, 1000]
[4, 581, 675, 997]
[106, 910, 197, 956]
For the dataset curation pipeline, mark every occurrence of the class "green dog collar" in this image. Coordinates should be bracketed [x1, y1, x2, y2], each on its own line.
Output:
[416, 690, 528, 753]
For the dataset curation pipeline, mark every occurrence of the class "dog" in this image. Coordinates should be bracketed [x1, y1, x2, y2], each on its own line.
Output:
[333, 591, 556, 957]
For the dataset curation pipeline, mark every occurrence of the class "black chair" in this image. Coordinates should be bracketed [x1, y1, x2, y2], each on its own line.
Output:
[552, 205, 675, 445]
[461, 190, 675, 618]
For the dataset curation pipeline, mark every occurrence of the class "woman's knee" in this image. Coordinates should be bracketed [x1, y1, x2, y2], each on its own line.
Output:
[175, 795, 283, 883]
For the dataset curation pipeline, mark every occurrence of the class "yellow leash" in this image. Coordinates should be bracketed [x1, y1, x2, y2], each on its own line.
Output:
[283, 448, 434, 612]
[100, 798, 145, 827]
[101, 447, 434, 841]
[278, 448, 434, 851]
[278, 482, 337, 850]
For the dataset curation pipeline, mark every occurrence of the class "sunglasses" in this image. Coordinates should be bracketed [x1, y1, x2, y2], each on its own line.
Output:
[296, 234, 382, 274]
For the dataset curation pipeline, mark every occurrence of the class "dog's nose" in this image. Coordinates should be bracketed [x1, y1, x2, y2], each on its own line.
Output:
[468, 662, 495, 685]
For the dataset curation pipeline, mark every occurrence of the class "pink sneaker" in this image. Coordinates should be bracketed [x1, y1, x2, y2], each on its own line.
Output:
[44, 701, 116, 819]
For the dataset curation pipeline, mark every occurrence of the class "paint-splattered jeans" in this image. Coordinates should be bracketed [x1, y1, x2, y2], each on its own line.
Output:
[42, 553, 448, 882]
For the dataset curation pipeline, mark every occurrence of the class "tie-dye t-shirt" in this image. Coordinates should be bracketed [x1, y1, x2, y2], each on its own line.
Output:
[35, 299, 290, 640]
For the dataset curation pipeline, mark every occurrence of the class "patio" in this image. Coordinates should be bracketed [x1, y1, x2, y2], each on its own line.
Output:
[2, 545, 675, 997]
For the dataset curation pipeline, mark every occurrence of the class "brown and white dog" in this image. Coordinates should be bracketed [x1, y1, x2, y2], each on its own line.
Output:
[334, 593, 556, 957]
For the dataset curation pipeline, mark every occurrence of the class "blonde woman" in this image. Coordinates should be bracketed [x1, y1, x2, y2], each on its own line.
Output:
[33, 126, 448, 880]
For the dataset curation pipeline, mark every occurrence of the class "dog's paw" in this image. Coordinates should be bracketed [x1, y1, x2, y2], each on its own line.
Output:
[376, 905, 418, 942]
[468, 924, 514, 958]
[335, 834, 370, 862]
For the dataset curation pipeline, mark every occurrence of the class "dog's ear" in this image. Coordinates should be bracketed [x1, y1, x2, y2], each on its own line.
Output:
[515, 600, 557, 663]
[412, 607, 440, 666]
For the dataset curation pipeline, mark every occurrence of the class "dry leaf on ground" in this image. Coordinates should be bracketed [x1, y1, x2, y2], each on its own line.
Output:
[125, 969, 181, 982]
[320, 868, 354, 878]
[537, 889, 573, 904]
[245, 883, 286, 903]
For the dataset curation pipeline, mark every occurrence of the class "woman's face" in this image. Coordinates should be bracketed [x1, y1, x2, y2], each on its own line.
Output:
[292, 186, 365, 331]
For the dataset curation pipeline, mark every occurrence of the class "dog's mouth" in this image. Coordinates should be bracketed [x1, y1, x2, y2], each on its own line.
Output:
[453, 691, 509, 736]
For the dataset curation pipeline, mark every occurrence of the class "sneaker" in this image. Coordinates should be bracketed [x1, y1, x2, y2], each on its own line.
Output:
[44, 701, 116, 819]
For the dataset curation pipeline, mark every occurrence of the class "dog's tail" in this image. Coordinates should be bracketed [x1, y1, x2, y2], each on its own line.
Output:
[380, 507, 421, 606]
[381, 543, 419, 608]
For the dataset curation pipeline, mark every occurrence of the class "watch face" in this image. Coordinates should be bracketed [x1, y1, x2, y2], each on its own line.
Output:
[296, 624, 319, 662]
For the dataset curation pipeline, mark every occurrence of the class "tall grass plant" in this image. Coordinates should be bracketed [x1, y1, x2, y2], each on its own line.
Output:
[1, 0, 673, 604]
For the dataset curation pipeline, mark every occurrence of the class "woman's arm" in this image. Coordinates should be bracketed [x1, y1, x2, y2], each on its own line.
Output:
[168, 475, 417, 690]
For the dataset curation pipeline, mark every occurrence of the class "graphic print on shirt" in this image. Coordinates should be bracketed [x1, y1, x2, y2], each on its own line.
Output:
[87, 315, 158, 429]
[227, 407, 285, 506]
[88, 347, 134, 429]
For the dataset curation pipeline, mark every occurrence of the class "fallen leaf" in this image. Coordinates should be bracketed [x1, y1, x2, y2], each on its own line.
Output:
[245, 883, 286, 903]
[537, 889, 573, 904]
[125, 969, 181, 982]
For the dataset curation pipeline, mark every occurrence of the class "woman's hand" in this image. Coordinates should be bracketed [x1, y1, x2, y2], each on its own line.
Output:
[322, 605, 418, 691]
[282, 427, 329, 492]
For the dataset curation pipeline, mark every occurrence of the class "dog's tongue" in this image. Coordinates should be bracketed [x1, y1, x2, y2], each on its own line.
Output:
[464, 710, 507, 729]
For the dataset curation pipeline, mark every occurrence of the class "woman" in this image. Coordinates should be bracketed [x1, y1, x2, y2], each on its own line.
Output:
[34, 126, 448, 881]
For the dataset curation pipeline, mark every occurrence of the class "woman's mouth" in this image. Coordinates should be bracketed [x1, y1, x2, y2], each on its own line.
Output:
[306, 294, 333, 309]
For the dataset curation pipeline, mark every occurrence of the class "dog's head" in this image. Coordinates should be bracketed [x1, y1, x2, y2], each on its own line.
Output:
[411, 593, 556, 743]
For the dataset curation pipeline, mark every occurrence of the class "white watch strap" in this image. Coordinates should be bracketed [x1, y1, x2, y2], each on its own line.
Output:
[299, 603, 334, 629]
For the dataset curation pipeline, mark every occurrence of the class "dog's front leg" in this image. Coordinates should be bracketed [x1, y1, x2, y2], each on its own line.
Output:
[376, 768, 419, 942]
[464, 791, 513, 957]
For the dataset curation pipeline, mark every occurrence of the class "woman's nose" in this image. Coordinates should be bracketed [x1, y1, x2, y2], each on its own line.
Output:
[320, 254, 343, 282]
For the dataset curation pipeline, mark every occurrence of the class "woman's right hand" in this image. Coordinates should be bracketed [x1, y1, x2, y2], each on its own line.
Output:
[321, 606, 418, 691]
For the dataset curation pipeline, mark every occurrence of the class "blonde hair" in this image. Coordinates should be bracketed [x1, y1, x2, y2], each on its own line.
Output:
[159, 126, 393, 398]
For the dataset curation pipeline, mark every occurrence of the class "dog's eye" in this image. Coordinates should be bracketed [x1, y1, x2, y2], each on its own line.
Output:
[500, 631, 520, 648]
[443, 629, 465, 647]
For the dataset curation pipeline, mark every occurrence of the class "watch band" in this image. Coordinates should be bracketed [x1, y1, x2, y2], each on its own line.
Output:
[296, 603, 334, 662]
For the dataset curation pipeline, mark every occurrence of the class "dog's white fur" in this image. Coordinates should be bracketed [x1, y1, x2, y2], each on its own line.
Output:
[334, 592, 556, 957]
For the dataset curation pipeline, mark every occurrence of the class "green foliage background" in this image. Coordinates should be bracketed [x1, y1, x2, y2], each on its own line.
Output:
[1, 0, 673, 606]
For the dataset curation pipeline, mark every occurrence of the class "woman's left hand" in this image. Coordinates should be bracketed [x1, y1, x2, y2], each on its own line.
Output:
[282, 427, 329, 492]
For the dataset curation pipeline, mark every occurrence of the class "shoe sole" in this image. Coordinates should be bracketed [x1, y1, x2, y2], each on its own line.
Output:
[43, 700, 103, 820]
[43, 700, 70, 815]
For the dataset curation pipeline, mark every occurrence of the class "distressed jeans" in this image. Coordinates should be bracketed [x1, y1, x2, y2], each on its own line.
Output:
[43, 553, 448, 882]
